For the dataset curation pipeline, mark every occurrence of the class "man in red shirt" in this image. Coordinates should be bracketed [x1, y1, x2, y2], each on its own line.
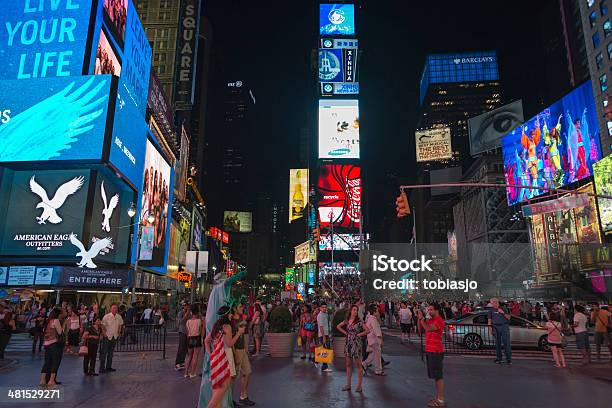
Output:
[418, 302, 446, 407]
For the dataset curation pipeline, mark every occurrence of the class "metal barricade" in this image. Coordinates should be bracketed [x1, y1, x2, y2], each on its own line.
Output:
[115, 324, 167, 359]
[420, 323, 498, 356]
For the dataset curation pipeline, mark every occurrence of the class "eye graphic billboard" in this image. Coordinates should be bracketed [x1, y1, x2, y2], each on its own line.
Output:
[318, 164, 361, 229]
[468, 100, 523, 156]
[502, 82, 601, 206]
[0, 0, 95, 79]
[319, 100, 360, 159]
[0, 75, 112, 163]
[0, 169, 90, 257]
[320, 4, 356, 36]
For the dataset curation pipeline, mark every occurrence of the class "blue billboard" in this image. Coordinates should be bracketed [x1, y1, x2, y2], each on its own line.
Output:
[0, 75, 112, 162]
[110, 85, 148, 189]
[502, 81, 602, 206]
[420, 51, 499, 104]
[320, 4, 355, 36]
[0, 0, 94, 79]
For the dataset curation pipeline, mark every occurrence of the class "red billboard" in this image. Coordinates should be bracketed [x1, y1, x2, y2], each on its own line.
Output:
[318, 164, 361, 228]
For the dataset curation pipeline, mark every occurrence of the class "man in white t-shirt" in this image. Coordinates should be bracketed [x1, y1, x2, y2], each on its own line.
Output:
[573, 305, 591, 365]
[399, 302, 413, 343]
[100, 304, 123, 373]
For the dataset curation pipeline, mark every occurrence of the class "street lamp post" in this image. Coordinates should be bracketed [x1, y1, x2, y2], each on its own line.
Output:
[128, 204, 155, 305]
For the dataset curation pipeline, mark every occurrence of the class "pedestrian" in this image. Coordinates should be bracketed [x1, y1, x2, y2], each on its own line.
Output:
[487, 298, 512, 364]
[39, 308, 63, 387]
[184, 305, 204, 378]
[573, 305, 591, 365]
[204, 306, 245, 408]
[65, 309, 81, 355]
[546, 312, 566, 368]
[0, 303, 16, 359]
[82, 317, 102, 376]
[316, 302, 332, 372]
[100, 303, 123, 373]
[142, 304, 153, 333]
[363, 304, 385, 375]
[31, 306, 46, 354]
[232, 303, 255, 406]
[175, 302, 191, 371]
[590, 303, 612, 361]
[399, 301, 413, 343]
[251, 303, 265, 357]
[417, 302, 446, 408]
[299, 304, 314, 360]
[337, 304, 369, 392]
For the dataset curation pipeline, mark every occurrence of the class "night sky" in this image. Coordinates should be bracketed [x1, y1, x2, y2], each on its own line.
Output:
[202, 0, 568, 241]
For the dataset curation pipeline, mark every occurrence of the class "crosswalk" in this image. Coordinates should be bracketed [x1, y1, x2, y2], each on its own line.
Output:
[4, 333, 38, 354]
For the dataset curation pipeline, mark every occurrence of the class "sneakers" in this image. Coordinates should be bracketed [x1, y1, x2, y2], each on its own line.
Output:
[174, 364, 185, 371]
[239, 397, 256, 406]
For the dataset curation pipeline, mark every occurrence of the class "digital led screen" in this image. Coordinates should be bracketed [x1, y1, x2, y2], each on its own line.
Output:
[318, 164, 361, 229]
[415, 127, 452, 162]
[103, 0, 128, 44]
[95, 29, 122, 75]
[138, 139, 172, 268]
[223, 211, 253, 233]
[594, 154, 612, 235]
[289, 169, 308, 223]
[468, 100, 523, 156]
[319, 38, 358, 84]
[0, 169, 90, 257]
[0, 75, 112, 163]
[502, 81, 601, 206]
[321, 83, 359, 96]
[319, 234, 361, 251]
[0, 0, 94, 79]
[319, 262, 359, 276]
[320, 4, 356, 36]
[319, 100, 360, 159]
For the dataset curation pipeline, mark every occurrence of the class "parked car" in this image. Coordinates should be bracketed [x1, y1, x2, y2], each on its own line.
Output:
[445, 311, 549, 351]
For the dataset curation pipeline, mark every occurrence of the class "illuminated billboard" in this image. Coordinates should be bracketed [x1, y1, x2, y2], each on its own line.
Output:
[319, 262, 359, 276]
[0, 1, 95, 79]
[295, 241, 316, 264]
[223, 211, 253, 233]
[468, 100, 524, 156]
[0, 75, 112, 163]
[138, 139, 172, 268]
[594, 155, 612, 235]
[320, 4, 356, 36]
[318, 164, 361, 228]
[319, 100, 360, 159]
[289, 169, 308, 223]
[319, 39, 358, 83]
[319, 234, 361, 251]
[95, 29, 122, 75]
[502, 81, 602, 206]
[415, 127, 452, 162]
[103, 0, 128, 44]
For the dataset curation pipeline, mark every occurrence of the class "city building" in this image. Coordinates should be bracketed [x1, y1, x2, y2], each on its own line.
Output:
[414, 51, 503, 243]
[560, 0, 591, 87]
[577, 0, 612, 156]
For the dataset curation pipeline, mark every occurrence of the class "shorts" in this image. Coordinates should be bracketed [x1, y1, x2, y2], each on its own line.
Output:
[548, 342, 563, 348]
[400, 323, 411, 333]
[575, 332, 590, 350]
[594, 331, 611, 346]
[234, 348, 252, 376]
[426, 352, 444, 381]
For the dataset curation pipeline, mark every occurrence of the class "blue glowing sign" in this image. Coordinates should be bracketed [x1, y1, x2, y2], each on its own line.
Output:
[0, 75, 112, 162]
[320, 4, 355, 36]
[502, 81, 601, 206]
[0, 0, 94, 79]
[109, 85, 148, 188]
[319, 49, 343, 82]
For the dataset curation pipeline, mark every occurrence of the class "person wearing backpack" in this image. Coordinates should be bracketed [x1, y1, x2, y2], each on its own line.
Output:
[546, 312, 566, 368]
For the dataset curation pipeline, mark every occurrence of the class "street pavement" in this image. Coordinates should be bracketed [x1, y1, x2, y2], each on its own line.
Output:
[0, 331, 610, 408]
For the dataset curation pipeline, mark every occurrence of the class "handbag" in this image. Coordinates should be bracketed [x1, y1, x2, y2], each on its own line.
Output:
[78, 344, 89, 356]
[303, 322, 315, 332]
[314, 346, 333, 364]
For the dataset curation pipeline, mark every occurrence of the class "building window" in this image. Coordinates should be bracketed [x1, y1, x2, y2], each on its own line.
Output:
[602, 1, 609, 16]
[154, 52, 167, 63]
[157, 65, 166, 74]
[158, 10, 169, 20]
[600, 73, 608, 91]
[594, 31, 601, 48]
[160, 0, 170, 8]
[607, 121, 612, 136]
[597, 52, 605, 68]
[591, 10, 598, 27]
[605, 19, 612, 37]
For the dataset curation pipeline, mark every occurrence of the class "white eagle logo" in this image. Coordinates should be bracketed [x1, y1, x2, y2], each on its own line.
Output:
[101, 181, 119, 233]
[69, 233, 112, 269]
[29, 175, 84, 224]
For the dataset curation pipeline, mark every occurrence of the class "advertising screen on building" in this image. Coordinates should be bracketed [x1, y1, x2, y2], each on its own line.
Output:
[319, 262, 359, 276]
[319, 234, 361, 251]
[294, 241, 316, 264]
[289, 169, 308, 223]
[468, 100, 524, 156]
[103, 0, 128, 44]
[0, 1, 95, 79]
[223, 211, 253, 233]
[320, 4, 355, 36]
[415, 127, 452, 162]
[318, 164, 361, 229]
[594, 155, 612, 235]
[0, 75, 112, 163]
[95, 29, 122, 75]
[139, 139, 172, 268]
[319, 39, 358, 84]
[319, 100, 360, 159]
[0, 169, 90, 257]
[502, 81, 602, 206]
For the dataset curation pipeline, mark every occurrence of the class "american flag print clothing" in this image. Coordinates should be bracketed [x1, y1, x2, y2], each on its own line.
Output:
[210, 332, 230, 389]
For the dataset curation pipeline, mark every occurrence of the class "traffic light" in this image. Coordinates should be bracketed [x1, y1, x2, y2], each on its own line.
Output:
[396, 190, 411, 218]
[313, 228, 321, 242]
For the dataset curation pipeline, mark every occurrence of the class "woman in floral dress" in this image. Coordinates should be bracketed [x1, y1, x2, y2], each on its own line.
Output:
[336, 304, 369, 392]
